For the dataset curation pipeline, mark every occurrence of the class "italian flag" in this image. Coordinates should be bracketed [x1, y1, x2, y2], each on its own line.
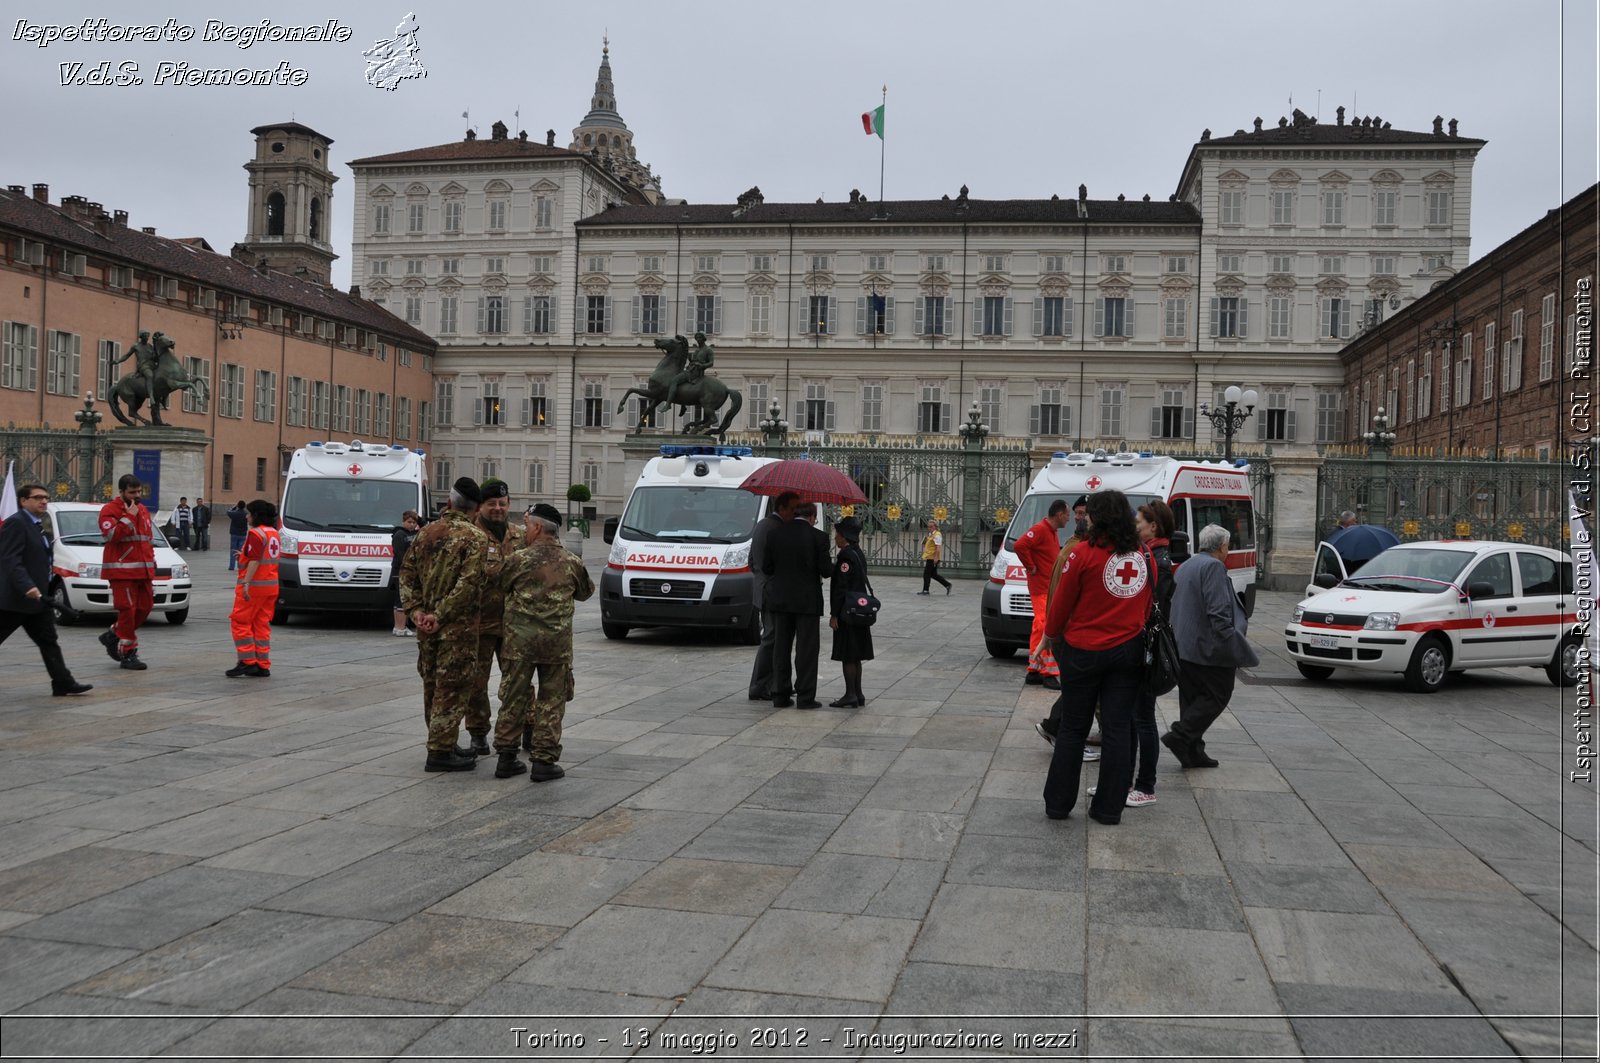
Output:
[861, 105, 884, 138]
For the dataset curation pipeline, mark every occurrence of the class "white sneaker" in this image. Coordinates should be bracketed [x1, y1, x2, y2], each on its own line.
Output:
[1126, 789, 1157, 808]
[402, 628, 415, 637]
[1082, 747, 1101, 761]
[392, 628, 408, 637]
[1086, 785, 1097, 796]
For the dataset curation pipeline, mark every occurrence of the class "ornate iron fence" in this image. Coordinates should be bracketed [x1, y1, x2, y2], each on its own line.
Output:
[1318, 453, 1566, 548]
[1, 409, 113, 504]
[720, 431, 1035, 576]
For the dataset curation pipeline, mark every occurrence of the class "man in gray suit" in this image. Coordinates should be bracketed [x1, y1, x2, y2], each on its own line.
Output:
[1161, 523, 1259, 768]
[746, 492, 793, 700]
[761, 493, 830, 709]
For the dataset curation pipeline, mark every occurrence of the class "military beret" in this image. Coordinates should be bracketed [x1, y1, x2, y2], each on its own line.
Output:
[528, 502, 563, 526]
[479, 478, 509, 499]
[1072, 495, 1090, 509]
[452, 476, 482, 504]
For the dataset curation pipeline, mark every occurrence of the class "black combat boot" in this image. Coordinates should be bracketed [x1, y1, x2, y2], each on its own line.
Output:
[119, 653, 149, 671]
[527, 760, 565, 782]
[495, 750, 527, 778]
[468, 734, 492, 756]
[425, 750, 477, 772]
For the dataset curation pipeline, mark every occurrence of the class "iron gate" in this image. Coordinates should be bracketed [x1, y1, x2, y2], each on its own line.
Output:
[1, 418, 113, 504]
[1318, 452, 1566, 547]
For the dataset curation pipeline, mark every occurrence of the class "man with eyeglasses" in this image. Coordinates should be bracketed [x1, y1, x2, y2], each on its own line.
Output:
[0, 484, 92, 695]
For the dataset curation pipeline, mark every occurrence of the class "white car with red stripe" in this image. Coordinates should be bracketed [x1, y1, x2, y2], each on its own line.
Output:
[45, 502, 192, 624]
[1285, 540, 1579, 692]
[982, 450, 1259, 658]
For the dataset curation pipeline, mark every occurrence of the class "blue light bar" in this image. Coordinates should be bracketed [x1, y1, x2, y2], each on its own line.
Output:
[659, 444, 754, 458]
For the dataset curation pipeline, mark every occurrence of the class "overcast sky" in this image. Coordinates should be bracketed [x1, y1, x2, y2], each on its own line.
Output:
[4, 0, 1595, 291]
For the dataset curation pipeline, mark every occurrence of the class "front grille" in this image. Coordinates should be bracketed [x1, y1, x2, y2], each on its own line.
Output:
[629, 578, 706, 600]
[1303, 644, 1355, 660]
[1302, 611, 1367, 627]
[154, 567, 172, 578]
[1007, 593, 1034, 615]
[306, 565, 386, 586]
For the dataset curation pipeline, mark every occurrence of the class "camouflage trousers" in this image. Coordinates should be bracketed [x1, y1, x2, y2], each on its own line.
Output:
[465, 629, 507, 737]
[418, 634, 479, 752]
[493, 653, 575, 762]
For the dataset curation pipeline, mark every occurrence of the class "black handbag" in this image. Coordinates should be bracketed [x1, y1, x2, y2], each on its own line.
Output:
[1139, 546, 1180, 696]
[839, 573, 881, 628]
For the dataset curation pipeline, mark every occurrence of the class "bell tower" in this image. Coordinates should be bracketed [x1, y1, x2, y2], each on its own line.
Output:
[236, 122, 338, 283]
[569, 38, 663, 204]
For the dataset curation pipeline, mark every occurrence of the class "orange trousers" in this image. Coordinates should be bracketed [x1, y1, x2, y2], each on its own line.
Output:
[229, 586, 277, 666]
[1026, 589, 1059, 677]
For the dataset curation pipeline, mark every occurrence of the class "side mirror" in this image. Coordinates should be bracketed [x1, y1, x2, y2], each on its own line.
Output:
[1168, 529, 1191, 563]
[1314, 572, 1340, 589]
[602, 516, 619, 545]
[990, 530, 1004, 555]
[1467, 581, 1496, 599]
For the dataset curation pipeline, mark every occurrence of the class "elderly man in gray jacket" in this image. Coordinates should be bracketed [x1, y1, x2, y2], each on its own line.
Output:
[1161, 523, 1260, 769]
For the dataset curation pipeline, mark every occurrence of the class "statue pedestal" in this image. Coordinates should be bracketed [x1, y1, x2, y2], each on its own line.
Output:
[109, 426, 212, 516]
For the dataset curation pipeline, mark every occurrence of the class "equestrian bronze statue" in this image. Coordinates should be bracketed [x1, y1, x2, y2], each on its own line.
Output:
[617, 334, 743, 436]
[108, 331, 209, 427]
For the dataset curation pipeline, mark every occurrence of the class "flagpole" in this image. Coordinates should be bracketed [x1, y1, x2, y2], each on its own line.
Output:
[878, 84, 887, 212]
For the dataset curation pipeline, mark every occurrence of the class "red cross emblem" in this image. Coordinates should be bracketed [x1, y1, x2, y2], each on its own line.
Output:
[1086, 476, 1103, 489]
[1115, 560, 1140, 584]
[348, 463, 363, 476]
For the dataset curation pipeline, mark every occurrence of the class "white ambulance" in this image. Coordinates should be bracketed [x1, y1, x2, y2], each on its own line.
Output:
[276, 439, 428, 622]
[600, 445, 779, 643]
[981, 450, 1259, 658]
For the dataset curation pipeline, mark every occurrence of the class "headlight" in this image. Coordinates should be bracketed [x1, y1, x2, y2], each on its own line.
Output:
[607, 538, 628, 566]
[171, 564, 190, 580]
[990, 554, 1007, 580]
[1364, 612, 1400, 631]
[721, 543, 751, 570]
[76, 562, 101, 579]
[1293, 604, 1305, 623]
[278, 531, 298, 555]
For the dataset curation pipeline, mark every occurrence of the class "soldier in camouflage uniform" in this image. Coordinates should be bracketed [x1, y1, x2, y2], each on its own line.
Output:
[463, 477, 523, 757]
[399, 476, 489, 773]
[492, 503, 594, 782]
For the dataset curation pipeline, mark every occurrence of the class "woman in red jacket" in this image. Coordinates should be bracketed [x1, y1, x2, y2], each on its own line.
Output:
[1040, 489, 1153, 825]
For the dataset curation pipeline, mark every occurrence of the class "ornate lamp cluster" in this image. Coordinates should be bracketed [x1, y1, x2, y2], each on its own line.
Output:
[1362, 406, 1398, 450]
[758, 399, 789, 443]
[1198, 385, 1257, 461]
[74, 392, 102, 432]
[957, 401, 989, 443]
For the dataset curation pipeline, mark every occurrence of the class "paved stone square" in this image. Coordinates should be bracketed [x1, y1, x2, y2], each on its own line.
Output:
[0, 542, 1594, 1060]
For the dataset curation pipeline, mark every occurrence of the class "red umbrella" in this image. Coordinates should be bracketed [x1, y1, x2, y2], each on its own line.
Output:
[739, 457, 868, 504]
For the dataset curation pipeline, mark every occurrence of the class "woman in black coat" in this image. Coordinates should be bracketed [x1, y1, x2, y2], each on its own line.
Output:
[827, 516, 873, 707]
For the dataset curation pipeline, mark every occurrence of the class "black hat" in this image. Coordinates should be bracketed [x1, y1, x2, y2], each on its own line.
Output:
[528, 502, 563, 526]
[1072, 495, 1090, 510]
[834, 516, 862, 542]
[479, 478, 509, 499]
[452, 477, 482, 504]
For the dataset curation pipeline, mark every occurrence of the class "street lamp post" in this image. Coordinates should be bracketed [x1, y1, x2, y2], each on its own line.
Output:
[1198, 385, 1258, 461]
[1361, 406, 1398, 527]
[758, 398, 789, 453]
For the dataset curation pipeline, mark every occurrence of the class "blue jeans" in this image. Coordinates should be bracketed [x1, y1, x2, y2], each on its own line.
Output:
[1041, 634, 1142, 823]
[229, 533, 246, 569]
[177, 526, 191, 549]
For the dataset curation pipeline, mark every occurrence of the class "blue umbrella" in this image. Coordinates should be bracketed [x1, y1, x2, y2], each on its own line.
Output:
[1327, 523, 1401, 562]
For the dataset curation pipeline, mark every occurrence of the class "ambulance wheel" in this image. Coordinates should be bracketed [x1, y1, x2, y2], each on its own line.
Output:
[1296, 662, 1335, 681]
[1403, 635, 1450, 693]
[1548, 634, 1582, 687]
[50, 578, 80, 625]
[986, 640, 1018, 659]
[164, 608, 188, 625]
[602, 622, 630, 641]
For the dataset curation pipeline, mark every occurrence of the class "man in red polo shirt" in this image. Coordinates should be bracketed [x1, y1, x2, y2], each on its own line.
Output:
[97, 473, 156, 670]
[1013, 498, 1069, 690]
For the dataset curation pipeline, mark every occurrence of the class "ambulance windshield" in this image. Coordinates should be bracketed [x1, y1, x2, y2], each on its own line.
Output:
[283, 478, 424, 532]
[1004, 492, 1160, 548]
[618, 486, 762, 543]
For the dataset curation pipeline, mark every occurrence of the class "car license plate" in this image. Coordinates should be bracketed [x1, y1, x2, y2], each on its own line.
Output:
[1308, 634, 1341, 650]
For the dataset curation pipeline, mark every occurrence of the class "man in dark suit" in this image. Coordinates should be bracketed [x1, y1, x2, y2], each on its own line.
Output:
[746, 491, 793, 701]
[0, 484, 92, 696]
[761, 493, 830, 709]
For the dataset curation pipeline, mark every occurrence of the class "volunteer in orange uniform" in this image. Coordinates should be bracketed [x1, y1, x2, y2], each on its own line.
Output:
[227, 500, 281, 678]
[1013, 498, 1069, 689]
[97, 473, 156, 671]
